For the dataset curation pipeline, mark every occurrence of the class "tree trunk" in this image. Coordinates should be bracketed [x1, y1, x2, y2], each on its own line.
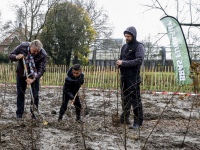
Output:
[66, 50, 72, 67]
[73, 55, 80, 64]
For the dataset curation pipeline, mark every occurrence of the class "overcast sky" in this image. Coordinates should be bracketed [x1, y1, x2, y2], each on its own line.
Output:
[0, 0, 176, 46]
[97, 0, 166, 40]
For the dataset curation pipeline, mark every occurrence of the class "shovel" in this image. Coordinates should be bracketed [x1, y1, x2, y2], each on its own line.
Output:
[69, 91, 79, 116]
[71, 91, 79, 105]
[22, 58, 39, 118]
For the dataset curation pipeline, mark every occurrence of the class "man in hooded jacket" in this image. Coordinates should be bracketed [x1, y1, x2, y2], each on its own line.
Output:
[116, 26, 145, 129]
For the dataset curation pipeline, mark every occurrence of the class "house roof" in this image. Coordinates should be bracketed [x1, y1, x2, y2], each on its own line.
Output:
[0, 28, 27, 46]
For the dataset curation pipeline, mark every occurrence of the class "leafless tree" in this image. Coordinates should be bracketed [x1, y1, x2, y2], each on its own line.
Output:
[14, 0, 60, 41]
[142, 0, 200, 47]
[143, 0, 200, 26]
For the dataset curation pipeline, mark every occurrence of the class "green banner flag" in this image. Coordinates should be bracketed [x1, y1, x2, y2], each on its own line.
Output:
[161, 16, 192, 85]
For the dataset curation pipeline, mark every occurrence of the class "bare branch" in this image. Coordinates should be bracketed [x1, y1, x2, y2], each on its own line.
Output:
[155, 0, 168, 16]
[180, 23, 200, 26]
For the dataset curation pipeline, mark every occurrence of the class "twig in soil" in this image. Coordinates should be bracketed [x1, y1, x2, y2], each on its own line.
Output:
[5, 127, 27, 149]
[181, 93, 197, 147]
[103, 90, 106, 131]
[0, 129, 1, 143]
[81, 86, 87, 109]
[124, 124, 127, 150]
[142, 86, 181, 150]
[30, 117, 34, 150]
[182, 63, 200, 147]
[80, 123, 87, 149]
[80, 86, 87, 149]
[116, 68, 119, 116]
[120, 82, 127, 150]
[113, 126, 125, 148]
[110, 135, 122, 150]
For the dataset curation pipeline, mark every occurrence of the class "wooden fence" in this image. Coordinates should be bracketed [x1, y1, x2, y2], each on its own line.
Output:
[0, 64, 197, 93]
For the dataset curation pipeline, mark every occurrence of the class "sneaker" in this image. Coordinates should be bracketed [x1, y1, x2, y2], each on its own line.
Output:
[58, 115, 63, 122]
[17, 114, 22, 118]
[76, 118, 85, 123]
[120, 118, 131, 124]
[129, 124, 141, 129]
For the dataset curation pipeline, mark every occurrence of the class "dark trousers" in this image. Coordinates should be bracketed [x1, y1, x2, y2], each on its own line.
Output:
[59, 92, 82, 119]
[120, 76, 143, 125]
[16, 75, 39, 115]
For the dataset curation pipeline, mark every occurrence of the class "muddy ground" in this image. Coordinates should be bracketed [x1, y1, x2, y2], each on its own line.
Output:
[0, 85, 200, 150]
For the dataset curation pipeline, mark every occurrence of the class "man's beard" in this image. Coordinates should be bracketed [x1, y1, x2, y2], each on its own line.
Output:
[126, 39, 132, 44]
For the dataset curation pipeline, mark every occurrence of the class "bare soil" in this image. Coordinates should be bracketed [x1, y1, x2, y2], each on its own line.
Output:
[0, 86, 200, 150]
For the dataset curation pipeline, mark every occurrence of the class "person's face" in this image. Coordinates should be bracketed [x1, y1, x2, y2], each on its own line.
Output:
[125, 34, 133, 44]
[30, 46, 40, 55]
[72, 69, 82, 78]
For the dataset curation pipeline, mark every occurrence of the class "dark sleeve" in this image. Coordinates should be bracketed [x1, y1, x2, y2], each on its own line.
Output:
[121, 44, 145, 67]
[119, 50, 122, 60]
[64, 77, 74, 99]
[36, 56, 47, 79]
[66, 91, 74, 100]
[9, 44, 22, 61]
[64, 77, 72, 88]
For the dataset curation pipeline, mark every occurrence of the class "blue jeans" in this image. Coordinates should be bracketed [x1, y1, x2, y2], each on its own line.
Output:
[120, 76, 143, 125]
[16, 75, 39, 115]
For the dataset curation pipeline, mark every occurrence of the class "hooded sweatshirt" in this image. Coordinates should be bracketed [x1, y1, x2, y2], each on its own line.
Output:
[119, 26, 145, 77]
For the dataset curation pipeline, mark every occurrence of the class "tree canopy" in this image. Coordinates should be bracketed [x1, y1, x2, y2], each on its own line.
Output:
[40, 2, 97, 66]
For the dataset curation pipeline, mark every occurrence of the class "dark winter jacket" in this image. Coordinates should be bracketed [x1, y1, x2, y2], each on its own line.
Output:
[9, 42, 47, 79]
[63, 67, 84, 100]
[119, 26, 145, 77]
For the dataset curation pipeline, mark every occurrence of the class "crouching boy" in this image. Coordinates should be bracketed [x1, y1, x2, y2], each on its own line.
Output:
[58, 64, 84, 123]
